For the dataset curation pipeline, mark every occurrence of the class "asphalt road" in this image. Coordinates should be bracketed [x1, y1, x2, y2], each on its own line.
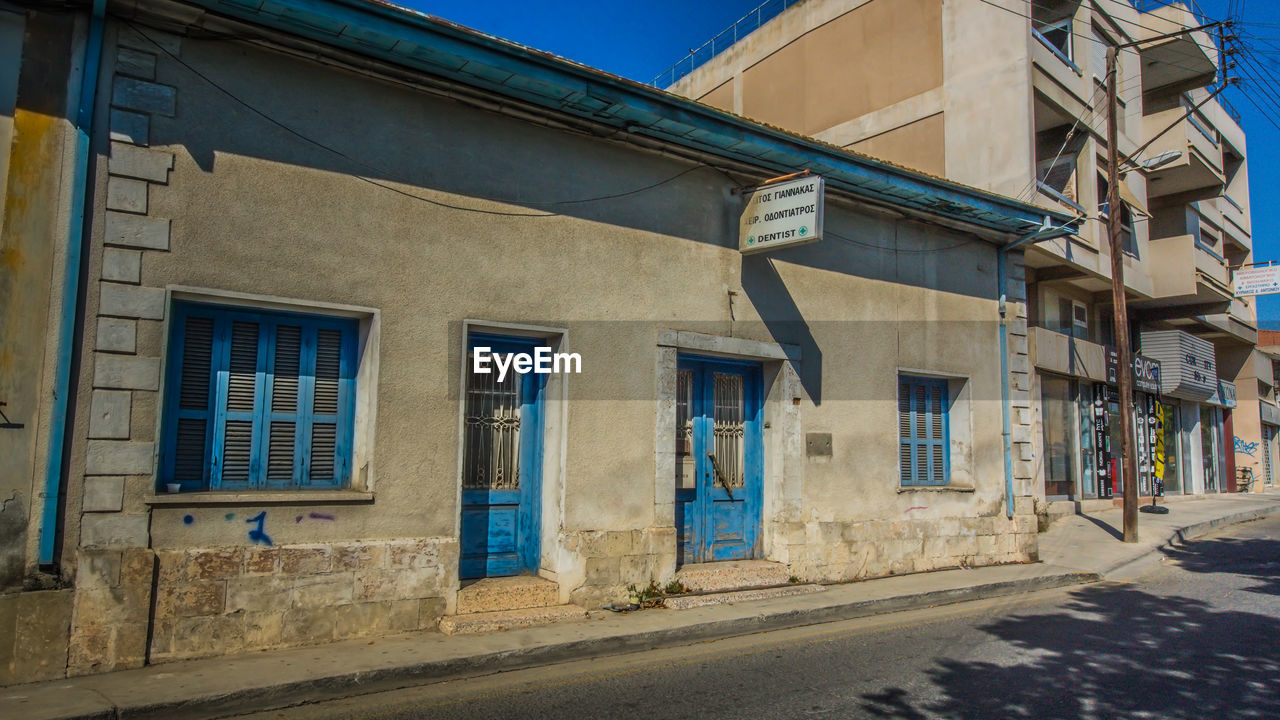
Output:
[239, 516, 1280, 720]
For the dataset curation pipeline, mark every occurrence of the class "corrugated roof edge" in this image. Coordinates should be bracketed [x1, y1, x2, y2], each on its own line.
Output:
[157, 0, 1079, 238]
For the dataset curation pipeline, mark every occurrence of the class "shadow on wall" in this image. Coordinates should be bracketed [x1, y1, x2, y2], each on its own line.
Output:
[741, 254, 821, 404]
[145, 34, 999, 304]
[859, 534, 1280, 719]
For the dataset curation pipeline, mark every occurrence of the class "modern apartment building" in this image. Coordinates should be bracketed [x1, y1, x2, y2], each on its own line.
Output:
[667, 0, 1264, 514]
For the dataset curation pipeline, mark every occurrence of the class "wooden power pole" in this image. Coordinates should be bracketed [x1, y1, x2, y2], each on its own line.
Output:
[1103, 19, 1226, 543]
[1104, 46, 1139, 543]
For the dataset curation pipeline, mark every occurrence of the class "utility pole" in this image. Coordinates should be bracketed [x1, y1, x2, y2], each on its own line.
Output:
[1105, 19, 1226, 544]
[1104, 46, 1139, 543]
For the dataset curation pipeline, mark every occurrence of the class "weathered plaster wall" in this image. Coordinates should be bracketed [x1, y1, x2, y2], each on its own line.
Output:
[0, 6, 77, 591]
[58, 20, 1038, 667]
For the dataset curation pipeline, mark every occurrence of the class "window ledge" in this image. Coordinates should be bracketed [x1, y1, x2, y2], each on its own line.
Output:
[146, 491, 374, 506]
[897, 485, 975, 494]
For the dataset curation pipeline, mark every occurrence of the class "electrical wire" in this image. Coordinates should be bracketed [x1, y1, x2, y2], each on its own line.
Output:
[126, 23, 750, 218]
[974, 0, 1226, 79]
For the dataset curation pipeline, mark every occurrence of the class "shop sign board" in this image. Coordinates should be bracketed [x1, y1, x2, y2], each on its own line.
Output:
[739, 175, 824, 254]
[1139, 330, 1217, 401]
[1262, 400, 1280, 427]
[1105, 350, 1161, 394]
[1207, 379, 1237, 409]
[1233, 263, 1280, 296]
[1093, 384, 1114, 498]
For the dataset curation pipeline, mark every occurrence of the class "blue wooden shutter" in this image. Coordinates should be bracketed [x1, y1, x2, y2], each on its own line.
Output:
[165, 304, 356, 491]
[898, 376, 949, 486]
[214, 318, 266, 489]
[304, 327, 346, 487]
[263, 322, 303, 488]
[168, 312, 217, 489]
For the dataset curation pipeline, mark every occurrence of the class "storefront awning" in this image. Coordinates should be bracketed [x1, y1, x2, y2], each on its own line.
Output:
[1139, 330, 1217, 402]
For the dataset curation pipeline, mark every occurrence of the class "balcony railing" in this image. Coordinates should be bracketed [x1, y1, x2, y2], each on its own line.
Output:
[1037, 180, 1086, 213]
[650, 0, 801, 87]
[1032, 26, 1081, 74]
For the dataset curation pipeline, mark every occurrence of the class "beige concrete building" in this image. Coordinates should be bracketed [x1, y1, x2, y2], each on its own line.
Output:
[0, 0, 1077, 681]
[669, 0, 1263, 515]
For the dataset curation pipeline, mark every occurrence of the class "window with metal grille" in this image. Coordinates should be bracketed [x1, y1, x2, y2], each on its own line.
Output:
[898, 376, 950, 486]
[160, 303, 357, 492]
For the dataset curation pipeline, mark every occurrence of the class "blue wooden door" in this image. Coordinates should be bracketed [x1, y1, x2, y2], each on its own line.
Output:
[460, 336, 546, 579]
[675, 357, 762, 564]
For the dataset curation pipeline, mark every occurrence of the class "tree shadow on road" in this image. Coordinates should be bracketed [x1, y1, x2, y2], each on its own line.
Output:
[860, 535, 1280, 719]
[1161, 534, 1280, 597]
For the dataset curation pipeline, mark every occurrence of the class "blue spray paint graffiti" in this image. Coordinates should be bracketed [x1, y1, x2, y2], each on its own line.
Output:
[246, 511, 273, 546]
[182, 514, 195, 525]
[1234, 436, 1260, 457]
[308, 512, 336, 521]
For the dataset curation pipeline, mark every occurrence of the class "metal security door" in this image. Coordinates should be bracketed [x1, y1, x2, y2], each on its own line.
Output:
[460, 336, 546, 579]
[674, 357, 762, 564]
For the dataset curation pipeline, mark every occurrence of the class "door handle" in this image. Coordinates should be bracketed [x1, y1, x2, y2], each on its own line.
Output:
[707, 452, 734, 501]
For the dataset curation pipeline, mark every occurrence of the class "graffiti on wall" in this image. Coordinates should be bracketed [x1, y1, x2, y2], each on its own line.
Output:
[1234, 436, 1260, 457]
[246, 511, 273, 546]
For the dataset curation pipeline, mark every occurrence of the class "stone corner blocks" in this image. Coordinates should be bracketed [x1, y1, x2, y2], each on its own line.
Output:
[93, 353, 160, 391]
[111, 76, 176, 118]
[99, 282, 166, 320]
[85, 440, 154, 476]
[108, 143, 174, 184]
[104, 211, 170, 251]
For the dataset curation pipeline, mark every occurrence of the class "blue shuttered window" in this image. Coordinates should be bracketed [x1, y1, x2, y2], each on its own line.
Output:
[161, 303, 357, 492]
[898, 376, 950, 486]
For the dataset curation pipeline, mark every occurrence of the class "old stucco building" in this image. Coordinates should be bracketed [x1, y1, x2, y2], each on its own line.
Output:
[1, 0, 1075, 681]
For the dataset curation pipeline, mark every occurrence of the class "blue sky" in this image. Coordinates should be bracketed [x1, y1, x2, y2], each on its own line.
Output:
[406, 1, 1278, 328]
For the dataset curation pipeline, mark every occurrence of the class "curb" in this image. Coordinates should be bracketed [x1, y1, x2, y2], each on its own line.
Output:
[109, 570, 1098, 720]
[1102, 502, 1280, 580]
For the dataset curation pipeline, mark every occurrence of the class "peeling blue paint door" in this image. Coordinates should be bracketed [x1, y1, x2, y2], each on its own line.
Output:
[675, 357, 762, 564]
[460, 336, 546, 579]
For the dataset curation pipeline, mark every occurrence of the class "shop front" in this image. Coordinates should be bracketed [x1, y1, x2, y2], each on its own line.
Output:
[1141, 330, 1221, 495]
[1092, 351, 1163, 500]
[1261, 401, 1280, 487]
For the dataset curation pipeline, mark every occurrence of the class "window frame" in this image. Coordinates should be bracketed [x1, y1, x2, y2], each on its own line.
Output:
[158, 301, 359, 493]
[898, 375, 951, 487]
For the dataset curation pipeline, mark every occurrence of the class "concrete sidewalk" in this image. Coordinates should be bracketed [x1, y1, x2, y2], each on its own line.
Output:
[6, 492, 1278, 720]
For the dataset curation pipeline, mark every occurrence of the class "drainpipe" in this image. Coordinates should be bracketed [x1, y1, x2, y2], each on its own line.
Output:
[39, 0, 107, 566]
[998, 217, 1074, 519]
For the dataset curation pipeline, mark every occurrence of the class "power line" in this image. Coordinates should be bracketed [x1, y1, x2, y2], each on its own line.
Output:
[974, 0, 1225, 79]
[125, 23, 749, 219]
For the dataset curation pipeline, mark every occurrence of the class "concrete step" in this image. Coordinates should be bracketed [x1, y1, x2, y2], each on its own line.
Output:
[438, 604, 588, 635]
[674, 560, 790, 593]
[664, 583, 826, 610]
[456, 575, 559, 614]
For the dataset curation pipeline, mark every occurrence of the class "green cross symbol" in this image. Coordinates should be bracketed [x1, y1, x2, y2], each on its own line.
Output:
[799, 226, 808, 236]
[748, 236, 755, 244]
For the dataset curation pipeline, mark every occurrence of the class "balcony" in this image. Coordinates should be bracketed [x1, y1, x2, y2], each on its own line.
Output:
[1143, 233, 1233, 309]
[1030, 326, 1107, 382]
[1219, 194, 1251, 250]
[1254, 348, 1275, 388]
[1143, 105, 1224, 201]
[1198, 299, 1259, 345]
[1138, 2, 1219, 94]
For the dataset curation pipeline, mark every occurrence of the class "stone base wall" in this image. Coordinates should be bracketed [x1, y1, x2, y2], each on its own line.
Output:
[0, 588, 73, 684]
[788, 511, 1039, 583]
[149, 538, 454, 663]
[68, 548, 154, 676]
[563, 527, 677, 608]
